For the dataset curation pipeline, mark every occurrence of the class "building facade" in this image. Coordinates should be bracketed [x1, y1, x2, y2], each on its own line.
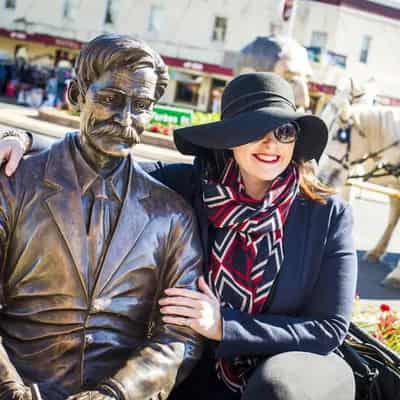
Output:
[293, 0, 400, 105]
[0, 0, 400, 109]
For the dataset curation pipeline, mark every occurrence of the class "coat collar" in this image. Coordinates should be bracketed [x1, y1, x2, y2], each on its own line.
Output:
[71, 136, 128, 203]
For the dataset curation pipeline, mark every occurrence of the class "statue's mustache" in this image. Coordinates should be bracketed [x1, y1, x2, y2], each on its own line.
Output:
[89, 121, 142, 144]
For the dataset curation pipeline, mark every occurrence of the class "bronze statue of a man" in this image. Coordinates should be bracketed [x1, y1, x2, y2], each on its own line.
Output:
[0, 34, 203, 400]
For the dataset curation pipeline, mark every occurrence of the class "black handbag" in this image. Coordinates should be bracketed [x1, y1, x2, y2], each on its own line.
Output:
[337, 322, 400, 400]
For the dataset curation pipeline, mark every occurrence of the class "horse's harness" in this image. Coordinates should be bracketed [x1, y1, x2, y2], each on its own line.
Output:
[327, 110, 400, 180]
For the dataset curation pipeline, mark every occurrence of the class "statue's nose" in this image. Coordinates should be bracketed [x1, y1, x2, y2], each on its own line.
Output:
[116, 101, 133, 127]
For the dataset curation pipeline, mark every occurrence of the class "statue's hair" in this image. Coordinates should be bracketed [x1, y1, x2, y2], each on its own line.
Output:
[74, 34, 169, 101]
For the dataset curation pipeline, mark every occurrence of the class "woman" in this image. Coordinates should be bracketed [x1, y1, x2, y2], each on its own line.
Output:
[0, 73, 357, 400]
[157, 72, 357, 400]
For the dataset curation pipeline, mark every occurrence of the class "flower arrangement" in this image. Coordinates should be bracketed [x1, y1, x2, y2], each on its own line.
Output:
[352, 298, 400, 353]
[148, 124, 173, 136]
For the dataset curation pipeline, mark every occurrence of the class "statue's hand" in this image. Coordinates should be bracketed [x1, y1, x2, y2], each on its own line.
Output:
[66, 390, 117, 400]
[0, 133, 27, 176]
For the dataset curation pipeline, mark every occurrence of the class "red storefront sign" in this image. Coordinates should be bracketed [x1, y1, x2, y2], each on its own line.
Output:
[308, 81, 337, 95]
[0, 28, 83, 50]
[376, 95, 400, 107]
[161, 55, 233, 77]
[0, 28, 234, 76]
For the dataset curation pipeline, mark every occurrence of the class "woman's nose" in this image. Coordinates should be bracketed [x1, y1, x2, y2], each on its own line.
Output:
[261, 131, 277, 144]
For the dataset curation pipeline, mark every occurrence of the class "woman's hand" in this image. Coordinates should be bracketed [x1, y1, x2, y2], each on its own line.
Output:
[159, 276, 223, 341]
[0, 136, 26, 176]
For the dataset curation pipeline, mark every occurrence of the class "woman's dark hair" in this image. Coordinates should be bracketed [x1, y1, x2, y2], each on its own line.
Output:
[203, 150, 336, 204]
[202, 149, 232, 181]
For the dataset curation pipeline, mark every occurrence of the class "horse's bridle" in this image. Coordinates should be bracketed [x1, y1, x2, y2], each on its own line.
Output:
[326, 105, 400, 179]
[327, 122, 400, 178]
[327, 126, 352, 170]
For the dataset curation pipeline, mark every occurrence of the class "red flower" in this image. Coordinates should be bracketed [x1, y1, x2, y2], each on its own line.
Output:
[380, 303, 391, 312]
[150, 124, 160, 133]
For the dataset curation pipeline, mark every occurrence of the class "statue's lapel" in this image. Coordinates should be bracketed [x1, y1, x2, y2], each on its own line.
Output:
[42, 134, 90, 300]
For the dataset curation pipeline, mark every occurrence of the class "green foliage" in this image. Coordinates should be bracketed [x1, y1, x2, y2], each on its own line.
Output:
[192, 111, 220, 126]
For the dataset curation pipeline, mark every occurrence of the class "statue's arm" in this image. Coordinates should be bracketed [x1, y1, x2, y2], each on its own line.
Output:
[101, 209, 204, 400]
[0, 177, 32, 400]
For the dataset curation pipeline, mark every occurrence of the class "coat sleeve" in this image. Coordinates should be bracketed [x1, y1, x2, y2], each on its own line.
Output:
[0, 175, 28, 397]
[29, 132, 56, 153]
[102, 208, 204, 400]
[216, 204, 357, 357]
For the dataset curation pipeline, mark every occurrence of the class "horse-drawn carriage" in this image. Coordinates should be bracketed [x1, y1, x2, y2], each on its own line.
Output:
[318, 81, 400, 287]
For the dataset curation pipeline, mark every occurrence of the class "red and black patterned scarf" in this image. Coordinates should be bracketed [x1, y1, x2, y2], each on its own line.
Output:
[202, 158, 299, 393]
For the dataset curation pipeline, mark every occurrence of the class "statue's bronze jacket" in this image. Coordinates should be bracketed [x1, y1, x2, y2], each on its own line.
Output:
[0, 133, 203, 400]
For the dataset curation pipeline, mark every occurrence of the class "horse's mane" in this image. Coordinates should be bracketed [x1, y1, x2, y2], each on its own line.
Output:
[352, 105, 400, 146]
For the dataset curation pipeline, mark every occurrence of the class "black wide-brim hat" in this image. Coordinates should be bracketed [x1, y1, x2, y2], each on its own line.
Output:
[174, 72, 328, 162]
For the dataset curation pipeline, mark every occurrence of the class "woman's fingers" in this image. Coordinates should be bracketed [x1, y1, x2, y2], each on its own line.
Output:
[164, 287, 203, 299]
[160, 305, 200, 319]
[159, 295, 198, 308]
[5, 143, 24, 176]
[0, 137, 25, 176]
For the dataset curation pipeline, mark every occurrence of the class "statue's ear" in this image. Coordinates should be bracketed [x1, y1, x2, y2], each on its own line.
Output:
[66, 79, 82, 112]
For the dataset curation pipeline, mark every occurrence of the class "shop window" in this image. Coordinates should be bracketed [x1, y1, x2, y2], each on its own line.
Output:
[175, 81, 200, 106]
[104, 0, 118, 24]
[55, 50, 71, 68]
[212, 16, 227, 42]
[310, 31, 327, 50]
[15, 44, 27, 59]
[148, 5, 163, 33]
[5, 0, 16, 9]
[210, 78, 225, 113]
[63, 0, 71, 18]
[63, 0, 79, 19]
[360, 35, 371, 64]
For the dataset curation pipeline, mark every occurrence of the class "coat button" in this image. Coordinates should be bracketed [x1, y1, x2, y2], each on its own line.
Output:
[92, 297, 110, 312]
[85, 334, 94, 345]
[92, 301, 100, 312]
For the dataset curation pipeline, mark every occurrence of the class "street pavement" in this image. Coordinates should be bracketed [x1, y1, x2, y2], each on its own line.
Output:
[1, 101, 400, 314]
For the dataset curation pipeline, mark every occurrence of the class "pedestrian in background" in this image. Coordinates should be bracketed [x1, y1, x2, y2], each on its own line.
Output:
[43, 71, 58, 107]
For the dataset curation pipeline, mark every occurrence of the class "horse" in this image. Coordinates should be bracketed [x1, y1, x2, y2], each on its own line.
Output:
[234, 35, 311, 110]
[318, 94, 400, 288]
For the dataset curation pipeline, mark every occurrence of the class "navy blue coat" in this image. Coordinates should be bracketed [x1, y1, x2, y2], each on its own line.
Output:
[141, 159, 358, 358]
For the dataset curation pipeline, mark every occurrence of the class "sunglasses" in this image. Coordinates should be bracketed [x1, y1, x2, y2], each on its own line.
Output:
[272, 122, 299, 143]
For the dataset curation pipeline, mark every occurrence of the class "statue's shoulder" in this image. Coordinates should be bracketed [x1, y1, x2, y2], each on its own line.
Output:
[17, 147, 51, 181]
[18, 136, 65, 180]
[133, 161, 195, 217]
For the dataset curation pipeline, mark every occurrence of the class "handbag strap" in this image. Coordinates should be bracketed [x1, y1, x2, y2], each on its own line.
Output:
[349, 322, 400, 368]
